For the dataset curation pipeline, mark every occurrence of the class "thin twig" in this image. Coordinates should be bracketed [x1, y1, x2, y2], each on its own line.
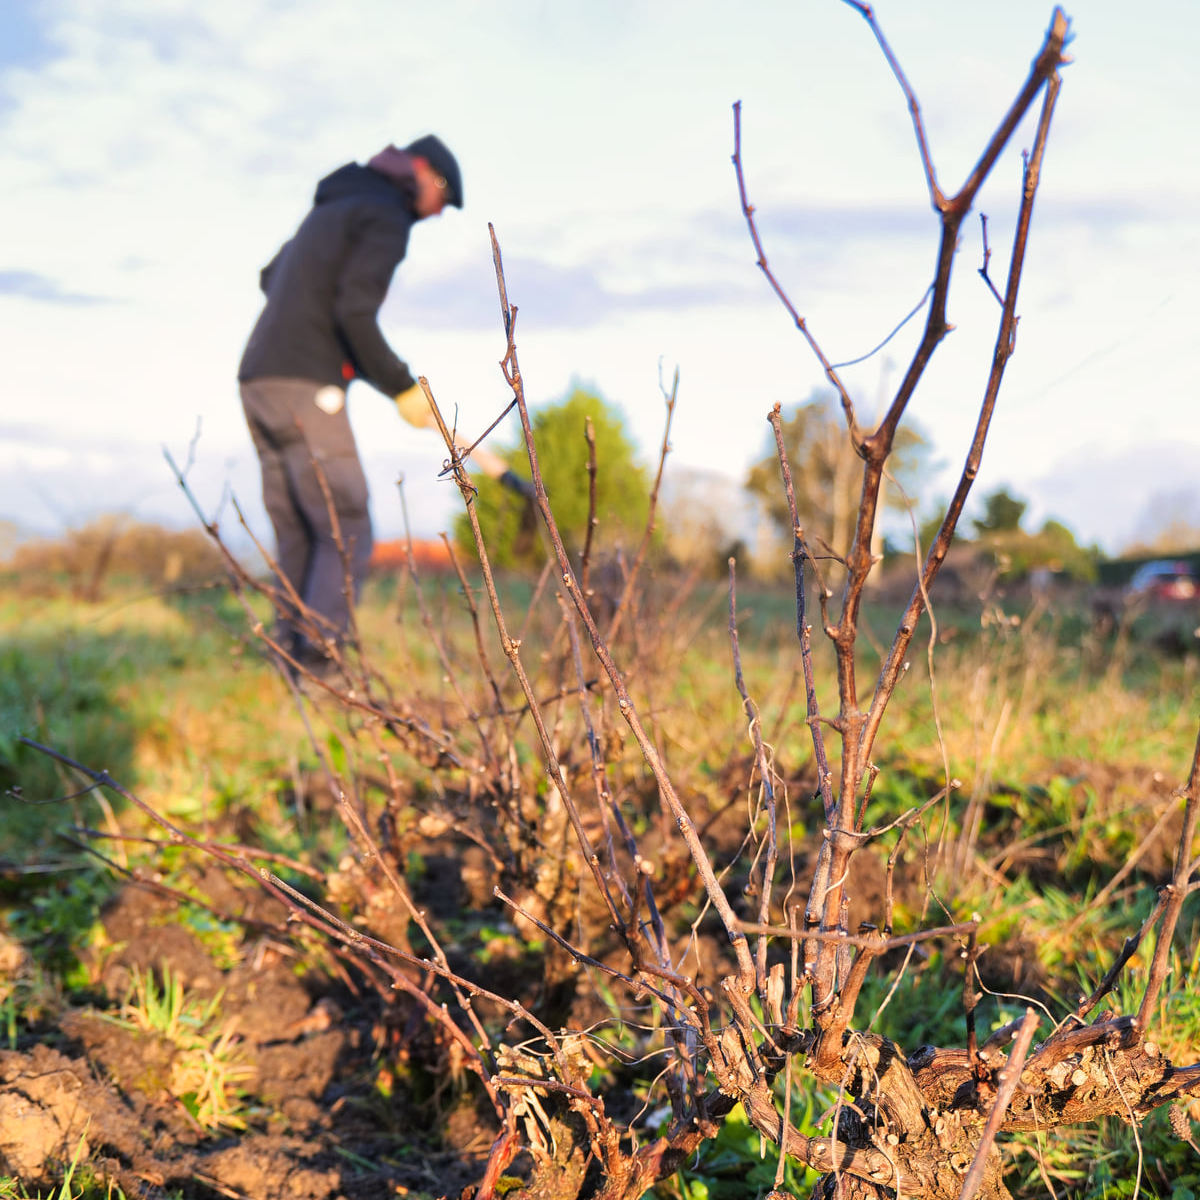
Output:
[398, 482, 497, 770]
[957, 1008, 1040, 1200]
[728, 556, 780, 997]
[857, 43, 1067, 782]
[580, 417, 599, 606]
[732, 103, 861, 444]
[1137, 725, 1200, 1035]
[977, 214, 1005, 305]
[418, 375, 631, 943]
[838, 1, 944, 208]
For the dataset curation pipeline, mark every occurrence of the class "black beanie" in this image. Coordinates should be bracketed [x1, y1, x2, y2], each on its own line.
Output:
[405, 135, 462, 208]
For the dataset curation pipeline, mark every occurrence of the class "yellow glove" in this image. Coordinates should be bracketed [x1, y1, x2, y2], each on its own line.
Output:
[395, 383, 435, 429]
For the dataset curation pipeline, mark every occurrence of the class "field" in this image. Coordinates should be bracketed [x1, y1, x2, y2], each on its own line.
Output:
[1, 555, 1198, 1200]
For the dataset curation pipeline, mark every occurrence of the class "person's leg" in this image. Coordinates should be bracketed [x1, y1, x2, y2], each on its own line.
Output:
[240, 380, 313, 649]
[297, 447, 373, 642]
[242, 379, 372, 651]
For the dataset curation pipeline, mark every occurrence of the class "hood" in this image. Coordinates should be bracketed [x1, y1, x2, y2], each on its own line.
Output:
[366, 144, 417, 187]
[313, 162, 415, 208]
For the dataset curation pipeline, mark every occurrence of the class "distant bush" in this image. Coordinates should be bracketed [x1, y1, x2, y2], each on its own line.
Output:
[455, 387, 652, 569]
[975, 518, 1101, 583]
[5, 515, 227, 599]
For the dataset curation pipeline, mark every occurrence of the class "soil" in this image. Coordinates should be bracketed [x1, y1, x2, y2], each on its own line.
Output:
[1, 874, 497, 1200]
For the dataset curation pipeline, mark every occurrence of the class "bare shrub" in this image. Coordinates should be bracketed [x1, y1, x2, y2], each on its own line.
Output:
[7, 514, 227, 599]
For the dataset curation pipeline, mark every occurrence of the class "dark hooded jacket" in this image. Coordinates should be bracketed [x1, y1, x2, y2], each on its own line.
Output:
[238, 163, 418, 396]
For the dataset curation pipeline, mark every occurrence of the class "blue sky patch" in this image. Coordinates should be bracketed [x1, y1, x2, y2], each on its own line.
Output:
[0, 270, 108, 306]
[0, 2, 55, 72]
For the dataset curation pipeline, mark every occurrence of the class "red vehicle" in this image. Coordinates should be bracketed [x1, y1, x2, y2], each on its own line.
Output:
[1125, 560, 1200, 602]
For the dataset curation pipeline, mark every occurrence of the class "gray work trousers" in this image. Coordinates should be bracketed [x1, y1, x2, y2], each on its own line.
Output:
[240, 377, 372, 653]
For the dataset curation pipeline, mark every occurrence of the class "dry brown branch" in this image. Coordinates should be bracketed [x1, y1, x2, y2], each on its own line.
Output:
[958, 1008, 1040, 1200]
[858, 37, 1067, 777]
[23, 738, 514, 1117]
[167, 448, 475, 771]
[396, 480, 503, 772]
[977, 214, 1006, 306]
[492, 886, 705, 1041]
[727, 556, 781, 995]
[1137, 725, 1200, 1035]
[67, 825, 325, 881]
[440, 531, 512, 743]
[732, 103, 862, 444]
[555, 595, 627, 904]
[580, 417, 599, 605]
[838, 1, 944, 208]
[732, 15, 1071, 1043]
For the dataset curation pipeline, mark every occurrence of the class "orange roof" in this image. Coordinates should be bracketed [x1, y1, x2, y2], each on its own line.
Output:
[368, 538, 454, 573]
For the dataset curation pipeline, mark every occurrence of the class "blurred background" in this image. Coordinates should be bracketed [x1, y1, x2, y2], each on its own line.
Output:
[1, 0, 1197, 565]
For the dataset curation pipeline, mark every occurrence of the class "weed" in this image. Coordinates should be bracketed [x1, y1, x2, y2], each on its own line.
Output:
[0, 1125, 128, 1200]
[0, 955, 63, 1046]
[104, 965, 253, 1132]
[858, 950, 972, 1051]
[2, 868, 113, 981]
[1008, 1106, 1200, 1200]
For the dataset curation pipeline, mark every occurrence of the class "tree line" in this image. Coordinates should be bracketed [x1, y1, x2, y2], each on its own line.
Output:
[460, 385, 1105, 585]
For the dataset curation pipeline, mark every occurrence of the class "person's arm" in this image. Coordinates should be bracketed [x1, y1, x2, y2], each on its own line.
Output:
[331, 210, 416, 395]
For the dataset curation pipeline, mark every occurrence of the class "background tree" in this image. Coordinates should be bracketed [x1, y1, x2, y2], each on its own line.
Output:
[745, 388, 930, 575]
[970, 488, 1098, 581]
[455, 386, 650, 569]
[971, 486, 1028, 536]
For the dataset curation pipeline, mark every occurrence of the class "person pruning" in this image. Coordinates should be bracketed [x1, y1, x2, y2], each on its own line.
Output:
[238, 135, 528, 676]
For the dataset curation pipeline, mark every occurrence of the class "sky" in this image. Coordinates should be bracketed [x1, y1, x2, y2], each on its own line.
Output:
[1, 0, 1197, 557]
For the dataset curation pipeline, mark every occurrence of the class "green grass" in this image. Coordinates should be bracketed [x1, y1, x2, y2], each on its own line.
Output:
[0, 1126, 126, 1200]
[1, 864, 112, 982]
[0, 587, 272, 862]
[3, 576, 1192, 861]
[100, 964, 252, 1131]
